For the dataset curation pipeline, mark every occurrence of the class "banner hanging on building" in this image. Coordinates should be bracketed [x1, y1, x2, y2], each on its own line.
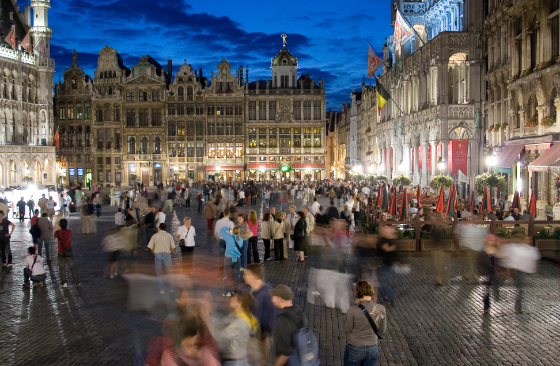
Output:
[5, 25, 16, 49]
[448, 140, 469, 176]
[393, 10, 413, 51]
[20, 30, 32, 54]
[368, 44, 382, 77]
[34, 38, 46, 58]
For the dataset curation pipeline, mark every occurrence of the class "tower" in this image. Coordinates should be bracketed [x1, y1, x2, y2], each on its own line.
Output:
[270, 34, 298, 88]
[31, 0, 52, 58]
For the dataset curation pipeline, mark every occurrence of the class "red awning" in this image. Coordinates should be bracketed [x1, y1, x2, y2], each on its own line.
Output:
[525, 143, 551, 151]
[292, 163, 324, 170]
[529, 143, 560, 168]
[205, 166, 244, 171]
[246, 163, 278, 170]
[495, 145, 524, 168]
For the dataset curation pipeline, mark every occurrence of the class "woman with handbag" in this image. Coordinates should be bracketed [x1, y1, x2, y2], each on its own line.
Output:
[293, 211, 307, 262]
[272, 213, 285, 261]
[54, 219, 80, 288]
[343, 281, 386, 366]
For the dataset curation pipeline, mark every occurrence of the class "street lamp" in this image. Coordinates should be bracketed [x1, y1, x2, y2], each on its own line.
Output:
[437, 159, 446, 173]
[353, 165, 363, 174]
[486, 155, 496, 172]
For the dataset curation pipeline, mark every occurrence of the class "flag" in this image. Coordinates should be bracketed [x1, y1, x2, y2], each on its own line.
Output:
[54, 125, 60, 148]
[376, 184, 382, 207]
[482, 186, 492, 214]
[20, 30, 32, 54]
[435, 185, 444, 213]
[375, 77, 390, 114]
[34, 38, 46, 58]
[528, 190, 536, 218]
[393, 9, 413, 51]
[5, 25, 16, 49]
[511, 191, 520, 209]
[445, 184, 458, 218]
[399, 188, 409, 220]
[368, 44, 382, 78]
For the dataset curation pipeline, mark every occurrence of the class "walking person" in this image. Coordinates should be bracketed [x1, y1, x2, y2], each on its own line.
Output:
[343, 281, 387, 366]
[37, 212, 53, 263]
[215, 208, 234, 255]
[272, 213, 285, 261]
[27, 196, 35, 219]
[81, 198, 96, 234]
[93, 194, 102, 218]
[246, 210, 260, 264]
[281, 212, 290, 260]
[236, 214, 253, 269]
[377, 224, 398, 305]
[293, 211, 307, 262]
[29, 209, 40, 246]
[0, 210, 15, 267]
[54, 219, 80, 288]
[46, 196, 57, 223]
[176, 217, 196, 271]
[287, 206, 297, 250]
[261, 212, 273, 261]
[203, 199, 218, 232]
[16, 197, 26, 222]
[148, 223, 175, 294]
[143, 206, 156, 247]
[220, 226, 242, 296]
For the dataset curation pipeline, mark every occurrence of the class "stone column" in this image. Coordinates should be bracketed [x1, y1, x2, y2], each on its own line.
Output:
[412, 141, 420, 185]
[430, 140, 437, 180]
[402, 143, 410, 177]
[421, 139, 428, 186]
[390, 144, 397, 180]
[441, 138, 449, 174]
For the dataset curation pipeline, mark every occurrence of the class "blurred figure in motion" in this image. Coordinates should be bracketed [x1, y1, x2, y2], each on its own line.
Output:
[148, 223, 175, 294]
[343, 281, 387, 366]
[221, 226, 242, 296]
[159, 314, 221, 366]
[377, 224, 398, 306]
[458, 217, 488, 283]
[243, 263, 276, 365]
[431, 212, 452, 286]
[206, 291, 259, 365]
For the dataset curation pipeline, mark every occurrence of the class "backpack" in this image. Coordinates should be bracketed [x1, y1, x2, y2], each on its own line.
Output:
[29, 223, 41, 237]
[285, 312, 320, 366]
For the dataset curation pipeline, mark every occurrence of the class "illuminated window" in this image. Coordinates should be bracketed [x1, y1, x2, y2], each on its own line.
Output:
[269, 128, 277, 147]
[208, 143, 216, 158]
[235, 143, 243, 157]
[226, 143, 234, 158]
[303, 128, 311, 147]
[177, 143, 185, 157]
[177, 122, 185, 136]
[217, 144, 225, 158]
[259, 128, 267, 147]
[249, 128, 257, 147]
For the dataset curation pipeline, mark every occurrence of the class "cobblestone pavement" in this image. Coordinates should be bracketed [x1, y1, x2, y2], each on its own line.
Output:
[1, 193, 559, 365]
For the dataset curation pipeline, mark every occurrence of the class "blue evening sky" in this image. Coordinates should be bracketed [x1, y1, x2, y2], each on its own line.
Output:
[19, 0, 393, 111]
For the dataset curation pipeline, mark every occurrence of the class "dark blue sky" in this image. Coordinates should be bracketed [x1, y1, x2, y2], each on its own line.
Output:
[19, 0, 393, 110]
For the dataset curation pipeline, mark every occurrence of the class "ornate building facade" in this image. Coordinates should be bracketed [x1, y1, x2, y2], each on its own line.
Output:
[374, 0, 485, 199]
[485, 0, 560, 218]
[54, 40, 326, 187]
[0, 0, 55, 186]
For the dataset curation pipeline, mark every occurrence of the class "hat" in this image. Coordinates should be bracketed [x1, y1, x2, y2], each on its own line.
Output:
[268, 284, 294, 301]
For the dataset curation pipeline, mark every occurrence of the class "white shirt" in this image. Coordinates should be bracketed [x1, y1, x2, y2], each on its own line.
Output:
[501, 243, 540, 273]
[114, 212, 126, 226]
[177, 224, 196, 247]
[155, 212, 166, 227]
[311, 201, 320, 215]
[214, 217, 234, 240]
[25, 254, 46, 276]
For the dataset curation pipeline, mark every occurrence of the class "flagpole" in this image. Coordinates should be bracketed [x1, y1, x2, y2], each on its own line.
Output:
[367, 39, 391, 70]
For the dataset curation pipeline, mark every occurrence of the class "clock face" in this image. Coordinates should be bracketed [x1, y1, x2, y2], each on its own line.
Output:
[168, 91, 175, 96]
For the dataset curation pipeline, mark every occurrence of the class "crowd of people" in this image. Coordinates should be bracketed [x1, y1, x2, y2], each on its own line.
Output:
[0, 177, 548, 365]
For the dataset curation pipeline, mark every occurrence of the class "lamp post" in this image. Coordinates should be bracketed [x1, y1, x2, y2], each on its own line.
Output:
[437, 159, 446, 174]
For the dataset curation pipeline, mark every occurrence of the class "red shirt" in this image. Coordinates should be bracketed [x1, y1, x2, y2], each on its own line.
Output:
[54, 229, 72, 254]
[30, 215, 39, 226]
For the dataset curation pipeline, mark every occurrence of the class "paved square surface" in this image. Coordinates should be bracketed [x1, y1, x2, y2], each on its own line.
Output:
[1, 193, 559, 365]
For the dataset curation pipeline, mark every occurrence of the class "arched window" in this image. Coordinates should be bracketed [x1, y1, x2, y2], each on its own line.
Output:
[141, 136, 148, 154]
[128, 137, 136, 154]
[530, 16, 538, 71]
[187, 86, 193, 101]
[154, 136, 161, 154]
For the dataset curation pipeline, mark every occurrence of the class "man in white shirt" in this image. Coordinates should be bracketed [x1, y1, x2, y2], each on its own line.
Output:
[176, 217, 196, 272]
[311, 197, 320, 216]
[23, 246, 47, 288]
[148, 223, 175, 293]
[214, 209, 234, 255]
[114, 208, 126, 228]
[154, 208, 166, 231]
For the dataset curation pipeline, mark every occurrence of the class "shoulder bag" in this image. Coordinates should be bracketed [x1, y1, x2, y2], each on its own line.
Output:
[358, 304, 383, 340]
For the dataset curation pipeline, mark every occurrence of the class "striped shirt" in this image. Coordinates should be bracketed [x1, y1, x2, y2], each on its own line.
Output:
[147, 231, 175, 254]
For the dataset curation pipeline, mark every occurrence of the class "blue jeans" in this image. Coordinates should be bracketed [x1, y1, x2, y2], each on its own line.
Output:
[223, 257, 241, 291]
[343, 344, 379, 366]
[23, 268, 47, 286]
[219, 239, 226, 255]
[154, 252, 173, 291]
[144, 227, 154, 247]
[378, 265, 394, 301]
[37, 238, 50, 260]
[240, 239, 248, 268]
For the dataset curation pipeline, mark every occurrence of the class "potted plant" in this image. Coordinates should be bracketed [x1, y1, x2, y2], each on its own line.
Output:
[394, 227, 416, 251]
[500, 122, 508, 131]
[526, 115, 538, 127]
[540, 113, 556, 127]
[474, 172, 506, 196]
[488, 125, 495, 132]
[534, 227, 560, 254]
[429, 174, 453, 192]
[393, 174, 411, 187]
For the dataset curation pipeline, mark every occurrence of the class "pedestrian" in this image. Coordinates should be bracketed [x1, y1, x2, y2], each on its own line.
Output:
[81, 198, 96, 234]
[293, 211, 307, 263]
[0, 210, 15, 267]
[154, 207, 166, 231]
[214, 208, 234, 255]
[220, 226, 242, 296]
[261, 212, 273, 261]
[206, 291, 259, 365]
[287, 205, 297, 250]
[46, 196, 57, 223]
[93, 194, 102, 218]
[311, 197, 320, 216]
[236, 214, 253, 269]
[272, 213, 285, 261]
[196, 192, 203, 213]
[343, 281, 387, 366]
[458, 218, 487, 283]
[115, 208, 126, 229]
[16, 197, 26, 222]
[143, 206, 156, 247]
[243, 263, 276, 364]
[27, 196, 35, 218]
[246, 210, 260, 264]
[269, 284, 306, 366]
[281, 212, 290, 259]
[54, 219, 80, 288]
[176, 217, 196, 270]
[377, 224, 398, 305]
[431, 212, 451, 286]
[29, 209, 40, 246]
[148, 222, 175, 294]
[22, 246, 47, 288]
[37, 212, 53, 262]
[203, 199, 218, 231]
[37, 194, 47, 214]
[326, 200, 340, 222]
